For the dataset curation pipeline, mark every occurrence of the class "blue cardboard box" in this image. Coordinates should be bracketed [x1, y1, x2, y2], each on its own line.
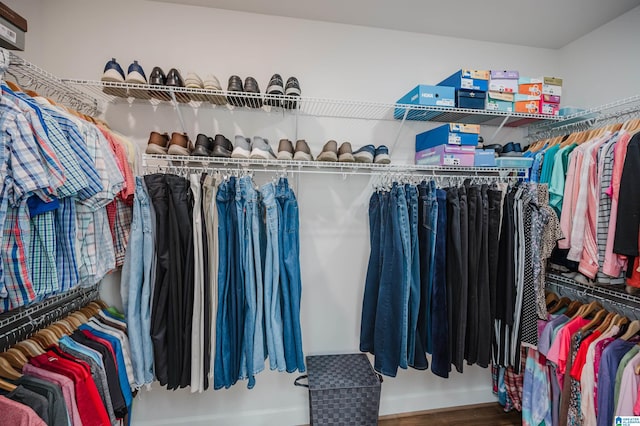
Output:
[439, 69, 490, 91]
[395, 85, 456, 119]
[474, 150, 497, 167]
[415, 123, 480, 152]
[457, 89, 486, 109]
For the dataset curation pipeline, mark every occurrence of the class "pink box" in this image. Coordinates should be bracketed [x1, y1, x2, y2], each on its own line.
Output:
[490, 70, 519, 79]
[540, 101, 560, 116]
[415, 144, 476, 166]
[542, 94, 561, 103]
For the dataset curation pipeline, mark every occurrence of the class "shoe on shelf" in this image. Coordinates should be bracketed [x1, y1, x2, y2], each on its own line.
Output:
[293, 139, 313, 161]
[338, 142, 355, 162]
[203, 74, 226, 105]
[283, 76, 301, 109]
[101, 58, 128, 97]
[317, 140, 338, 162]
[227, 75, 245, 107]
[353, 144, 375, 163]
[374, 145, 391, 164]
[265, 73, 284, 107]
[145, 131, 170, 155]
[191, 133, 215, 157]
[250, 136, 277, 160]
[244, 77, 263, 108]
[211, 134, 234, 158]
[126, 60, 151, 99]
[167, 132, 191, 156]
[185, 72, 210, 102]
[232, 135, 251, 159]
[148, 66, 171, 101]
[277, 139, 294, 160]
[166, 68, 190, 103]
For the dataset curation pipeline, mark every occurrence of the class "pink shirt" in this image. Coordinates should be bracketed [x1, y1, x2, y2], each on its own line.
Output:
[603, 131, 632, 277]
[546, 317, 590, 384]
[616, 351, 640, 416]
[0, 395, 46, 426]
[559, 149, 582, 249]
[23, 363, 83, 426]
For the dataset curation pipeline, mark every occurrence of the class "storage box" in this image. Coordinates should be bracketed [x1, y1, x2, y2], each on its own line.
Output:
[488, 91, 515, 102]
[515, 99, 540, 114]
[416, 144, 476, 166]
[491, 70, 519, 79]
[295, 354, 382, 426]
[416, 123, 480, 151]
[542, 94, 561, 103]
[519, 82, 542, 97]
[474, 150, 497, 167]
[0, 15, 25, 50]
[439, 69, 489, 91]
[540, 101, 560, 116]
[543, 76, 563, 86]
[394, 85, 456, 119]
[542, 84, 562, 96]
[486, 97, 514, 112]
[495, 157, 534, 168]
[514, 94, 541, 101]
[457, 89, 486, 109]
[489, 79, 518, 93]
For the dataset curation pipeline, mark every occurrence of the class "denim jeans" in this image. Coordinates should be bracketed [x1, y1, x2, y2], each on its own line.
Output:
[360, 191, 382, 354]
[397, 185, 411, 370]
[405, 185, 420, 367]
[120, 177, 155, 387]
[275, 178, 305, 373]
[374, 183, 408, 377]
[431, 189, 450, 378]
[261, 182, 286, 372]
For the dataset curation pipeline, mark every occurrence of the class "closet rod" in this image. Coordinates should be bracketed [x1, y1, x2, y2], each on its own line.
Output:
[545, 273, 640, 319]
[0, 285, 100, 352]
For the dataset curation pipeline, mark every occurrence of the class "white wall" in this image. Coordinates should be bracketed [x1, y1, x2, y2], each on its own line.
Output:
[559, 5, 640, 108]
[6, 0, 631, 424]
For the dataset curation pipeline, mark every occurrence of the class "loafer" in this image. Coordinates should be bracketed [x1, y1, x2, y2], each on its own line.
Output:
[338, 142, 355, 162]
[293, 139, 313, 161]
[191, 133, 215, 157]
[148, 66, 171, 101]
[265, 73, 284, 107]
[211, 134, 233, 158]
[317, 140, 338, 162]
[244, 76, 263, 108]
[250, 136, 277, 160]
[227, 75, 245, 107]
[283, 76, 301, 109]
[145, 131, 170, 155]
[231, 135, 251, 159]
[374, 145, 390, 164]
[353, 144, 375, 163]
[277, 139, 294, 160]
[203, 74, 226, 105]
[167, 132, 191, 156]
[166, 68, 190, 103]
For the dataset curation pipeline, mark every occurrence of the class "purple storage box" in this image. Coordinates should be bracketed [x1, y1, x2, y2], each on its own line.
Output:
[490, 70, 519, 79]
[415, 145, 476, 166]
[542, 94, 561, 103]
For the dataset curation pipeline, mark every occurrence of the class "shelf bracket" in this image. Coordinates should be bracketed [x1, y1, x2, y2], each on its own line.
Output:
[390, 108, 409, 154]
[169, 90, 188, 135]
[487, 113, 511, 144]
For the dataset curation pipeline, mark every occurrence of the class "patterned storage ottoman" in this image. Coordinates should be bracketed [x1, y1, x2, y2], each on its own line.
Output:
[295, 353, 383, 426]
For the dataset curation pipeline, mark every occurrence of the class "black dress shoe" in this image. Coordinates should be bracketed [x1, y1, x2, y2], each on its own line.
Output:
[244, 77, 262, 108]
[227, 75, 245, 107]
[265, 73, 283, 107]
[191, 134, 215, 157]
[211, 134, 234, 157]
[149, 66, 171, 101]
[166, 68, 190, 103]
[284, 76, 301, 109]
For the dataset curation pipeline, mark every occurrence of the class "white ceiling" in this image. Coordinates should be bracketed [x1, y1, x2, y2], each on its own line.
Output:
[149, 0, 640, 49]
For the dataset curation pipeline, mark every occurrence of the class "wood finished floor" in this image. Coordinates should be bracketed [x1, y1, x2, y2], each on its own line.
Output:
[378, 403, 522, 426]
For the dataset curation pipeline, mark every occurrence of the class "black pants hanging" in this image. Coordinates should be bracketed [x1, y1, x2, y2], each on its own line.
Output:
[446, 187, 466, 373]
[476, 184, 491, 368]
[465, 185, 482, 365]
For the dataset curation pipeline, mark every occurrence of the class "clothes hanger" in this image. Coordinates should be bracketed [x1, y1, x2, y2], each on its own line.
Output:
[619, 319, 640, 341]
[564, 300, 583, 317]
[548, 296, 570, 314]
[13, 340, 44, 358]
[595, 312, 617, 334]
[0, 349, 27, 370]
[578, 301, 603, 318]
[0, 378, 17, 391]
[545, 292, 560, 308]
[579, 308, 608, 333]
[0, 357, 21, 380]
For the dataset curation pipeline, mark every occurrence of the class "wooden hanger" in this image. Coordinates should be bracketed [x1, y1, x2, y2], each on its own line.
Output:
[580, 309, 608, 333]
[93, 299, 109, 310]
[0, 349, 26, 371]
[564, 300, 583, 317]
[0, 378, 17, 392]
[577, 301, 603, 319]
[12, 340, 44, 358]
[595, 312, 617, 334]
[620, 320, 640, 341]
[4, 80, 22, 92]
[0, 357, 21, 380]
[548, 296, 571, 314]
[546, 292, 559, 308]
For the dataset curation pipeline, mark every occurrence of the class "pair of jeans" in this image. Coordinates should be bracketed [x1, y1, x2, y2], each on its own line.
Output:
[405, 185, 420, 367]
[413, 181, 436, 369]
[373, 183, 408, 377]
[446, 187, 465, 373]
[431, 189, 450, 378]
[214, 177, 245, 389]
[360, 191, 382, 354]
[261, 182, 286, 372]
[275, 178, 305, 373]
[120, 177, 155, 387]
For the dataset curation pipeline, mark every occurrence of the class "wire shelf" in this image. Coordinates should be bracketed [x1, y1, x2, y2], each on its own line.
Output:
[63, 79, 562, 127]
[142, 154, 529, 178]
[4, 53, 101, 116]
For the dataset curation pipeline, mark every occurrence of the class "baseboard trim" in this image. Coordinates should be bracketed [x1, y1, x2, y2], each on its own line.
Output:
[378, 402, 503, 420]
